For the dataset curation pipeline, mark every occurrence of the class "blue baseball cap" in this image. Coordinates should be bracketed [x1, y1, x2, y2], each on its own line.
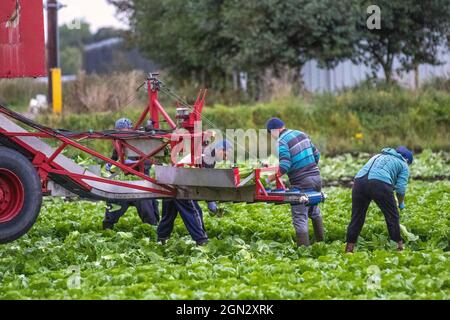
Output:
[396, 146, 413, 165]
[115, 118, 133, 130]
[266, 117, 285, 132]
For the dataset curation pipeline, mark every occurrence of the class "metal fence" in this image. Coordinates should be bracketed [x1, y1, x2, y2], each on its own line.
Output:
[301, 47, 450, 92]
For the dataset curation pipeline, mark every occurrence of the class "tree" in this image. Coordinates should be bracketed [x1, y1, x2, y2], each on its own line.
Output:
[59, 20, 127, 75]
[59, 20, 92, 49]
[58, 20, 91, 75]
[355, 0, 450, 83]
[220, 0, 359, 97]
[221, 0, 359, 72]
[60, 46, 82, 75]
[108, 0, 234, 89]
[109, 0, 359, 94]
[109, 0, 450, 90]
[90, 27, 125, 43]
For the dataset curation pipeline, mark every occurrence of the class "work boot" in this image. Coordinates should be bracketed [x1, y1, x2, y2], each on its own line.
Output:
[102, 221, 114, 230]
[345, 242, 355, 253]
[196, 239, 209, 246]
[312, 217, 325, 242]
[397, 241, 404, 251]
[158, 237, 169, 245]
[296, 232, 310, 247]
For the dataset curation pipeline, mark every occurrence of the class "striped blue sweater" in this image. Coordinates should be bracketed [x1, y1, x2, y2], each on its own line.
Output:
[278, 129, 320, 184]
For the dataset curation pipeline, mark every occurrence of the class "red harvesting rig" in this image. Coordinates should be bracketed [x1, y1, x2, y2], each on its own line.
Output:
[0, 0, 325, 243]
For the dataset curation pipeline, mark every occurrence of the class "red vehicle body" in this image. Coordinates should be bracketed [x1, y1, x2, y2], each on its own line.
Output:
[0, 0, 46, 78]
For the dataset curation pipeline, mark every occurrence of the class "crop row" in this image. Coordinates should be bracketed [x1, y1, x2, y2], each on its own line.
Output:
[0, 181, 448, 299]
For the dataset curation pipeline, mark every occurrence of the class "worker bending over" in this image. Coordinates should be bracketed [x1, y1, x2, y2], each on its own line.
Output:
[266, 118, 324, 247]
[345, 147, 413, 252]
[103, 118, 160, 230]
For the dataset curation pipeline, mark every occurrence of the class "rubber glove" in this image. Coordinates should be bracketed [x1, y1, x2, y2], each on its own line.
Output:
[124, 159, 137, 165]
[399, 202, 405, 210]
[105, 163, 113, 172]
[207, 201, 218, 213]
[107, 160, 135, 173]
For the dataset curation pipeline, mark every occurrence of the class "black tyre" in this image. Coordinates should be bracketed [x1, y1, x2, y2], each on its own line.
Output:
[0, 147, 42, 243]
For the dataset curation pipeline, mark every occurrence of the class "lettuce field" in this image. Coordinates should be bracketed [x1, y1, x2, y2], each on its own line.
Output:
[0, 153, 449, 300]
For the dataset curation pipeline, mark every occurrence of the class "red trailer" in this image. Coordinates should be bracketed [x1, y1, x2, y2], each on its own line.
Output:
[0, 1, 325, 244]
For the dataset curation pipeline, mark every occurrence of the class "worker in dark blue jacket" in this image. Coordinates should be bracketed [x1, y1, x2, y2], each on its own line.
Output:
[266, 118, 324, 247]
[103, 118, 160, 230]
[156, 139, 233, 245]
[345, 147, 413, 253]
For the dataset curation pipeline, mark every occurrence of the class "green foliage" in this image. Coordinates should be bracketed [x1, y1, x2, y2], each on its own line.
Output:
[58, 20, 125, 75]
[126, 0, 232, 87]
[38, 86, 450, 155]
[60, 46, 83, 75]
[320, 150, 450, 181]
[355, 0, 450, 82]
[221, 0, 359, 71]
[0, 181, 448, 299]
[422, 77, 450, 93]
[109, 0, 450, 86]
[0, 79, 47, 110]
[59, 20, 93, 49]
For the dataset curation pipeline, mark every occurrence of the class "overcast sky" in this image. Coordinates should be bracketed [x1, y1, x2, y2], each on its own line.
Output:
[44, 0, 128, 32]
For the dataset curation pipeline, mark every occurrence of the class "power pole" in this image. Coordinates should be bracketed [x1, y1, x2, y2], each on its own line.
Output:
[46, 0, 60, 107]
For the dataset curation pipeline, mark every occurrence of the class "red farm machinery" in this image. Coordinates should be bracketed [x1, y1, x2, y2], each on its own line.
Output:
[0, 0, 325, 243]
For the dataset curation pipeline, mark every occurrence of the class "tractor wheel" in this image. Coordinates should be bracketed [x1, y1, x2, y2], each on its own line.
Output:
[0, 147, 42, 244]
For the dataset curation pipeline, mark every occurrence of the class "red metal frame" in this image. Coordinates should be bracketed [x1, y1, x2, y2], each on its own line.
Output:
[0, 60, 303, 205]
[0, 69, 306, 206]
[0, 92, 299, 203]
[0, 124, 177, 197]
[0, 75, 215, 200]
[253, 167, 287, 202]
[134, 77, 177, 130]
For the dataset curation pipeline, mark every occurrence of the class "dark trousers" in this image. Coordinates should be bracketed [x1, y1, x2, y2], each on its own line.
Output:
[157, 199, 208, 244]
[104, 199, 160, 226]
[346, 176, 402, 243]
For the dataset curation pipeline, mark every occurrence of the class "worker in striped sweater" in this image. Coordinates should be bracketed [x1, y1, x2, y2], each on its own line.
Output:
[266, 117, 324, 247]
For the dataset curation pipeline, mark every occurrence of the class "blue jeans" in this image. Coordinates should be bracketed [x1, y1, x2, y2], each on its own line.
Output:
[157, 199, 208, 244]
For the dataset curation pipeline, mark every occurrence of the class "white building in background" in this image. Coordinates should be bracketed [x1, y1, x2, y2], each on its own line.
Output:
[301, 47, 450, 92]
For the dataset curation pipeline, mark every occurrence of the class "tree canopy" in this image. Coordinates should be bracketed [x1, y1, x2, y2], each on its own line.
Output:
[108, 0, 450, 88]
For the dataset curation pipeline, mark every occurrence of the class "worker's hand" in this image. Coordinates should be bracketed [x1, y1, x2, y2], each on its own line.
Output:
[106, 163, 118, 174]
[124, 159, 137, 165]
[399, 202, 405, 210]
[267, 173, 277, 183]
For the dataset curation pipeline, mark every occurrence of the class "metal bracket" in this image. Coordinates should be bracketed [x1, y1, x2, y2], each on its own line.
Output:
[44, 1, 65, 10]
